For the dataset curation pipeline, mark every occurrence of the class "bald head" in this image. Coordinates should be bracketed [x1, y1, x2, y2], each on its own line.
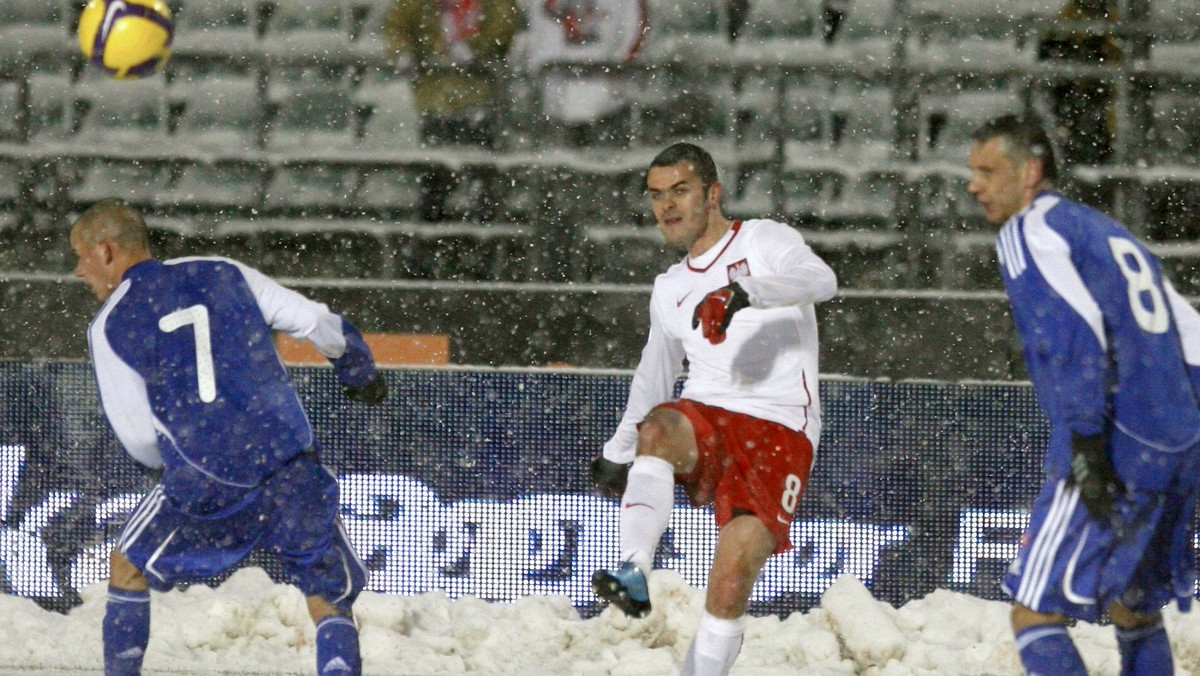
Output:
[71, 199, 151, 253]
[71, 199, 153, 301]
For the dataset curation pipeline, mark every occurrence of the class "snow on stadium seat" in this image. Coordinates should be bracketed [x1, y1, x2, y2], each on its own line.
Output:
[26, 72, 74, 141]
[228, 221, 389, 278]
[265, 67, 358, 149]
[1148, 86, 1200, 163]
[171, 0, 263, 61]
[918, 88, 1024, 162]
[0, 0, 71, 60]
[72, 73, 170, 148]
[263, 162, 359, 214]
[260, 0, 355, 63]
[904, 0, 1052, 67]
[166, 161, 267, 210]
[640, 0, 731, 65]
[827, 0, 898, 65]
[728, 0, 831, 69]
[581, 225, 677, 284]
[355, 165, 424, 218]
[70, 159, 167, 206]
[390, 226, 514, 281]
[354, 77, 420, 148]
[169, 73, 263, 151]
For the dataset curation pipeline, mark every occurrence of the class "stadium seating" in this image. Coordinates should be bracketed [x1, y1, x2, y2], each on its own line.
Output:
[2, 0, 1200, 290]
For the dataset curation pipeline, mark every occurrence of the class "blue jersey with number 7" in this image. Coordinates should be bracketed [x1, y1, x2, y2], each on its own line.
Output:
[998, 192, 1200, 492]
[87, 257, 377, 512]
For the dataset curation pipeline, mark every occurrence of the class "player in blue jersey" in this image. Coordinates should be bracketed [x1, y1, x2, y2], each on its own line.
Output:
[70, 199, 387, 676]
[967, 115, 1200, 675]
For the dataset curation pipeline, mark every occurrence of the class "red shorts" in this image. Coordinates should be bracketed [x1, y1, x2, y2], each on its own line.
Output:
[654, 399, 815, 554]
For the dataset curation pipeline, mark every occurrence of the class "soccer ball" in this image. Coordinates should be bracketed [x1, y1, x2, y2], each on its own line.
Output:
[78, 0, 174, 79]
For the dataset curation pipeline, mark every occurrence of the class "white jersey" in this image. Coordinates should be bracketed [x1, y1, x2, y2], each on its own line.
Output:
[603, 219, 837, 463]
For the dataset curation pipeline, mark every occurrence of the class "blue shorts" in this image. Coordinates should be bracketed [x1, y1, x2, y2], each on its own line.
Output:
[1003, 472, 1199, 622]
[118, 453, 367, 612]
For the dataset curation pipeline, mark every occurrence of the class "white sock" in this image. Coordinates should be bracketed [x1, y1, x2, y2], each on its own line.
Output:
[619, 455, 676, 572]
[681, 612, 747, 676]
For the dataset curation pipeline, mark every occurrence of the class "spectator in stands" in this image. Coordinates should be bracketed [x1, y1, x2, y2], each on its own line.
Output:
[525, 0, 648, 147]
[1037, 0, 1122, 166]
[384, 0, 523, 220]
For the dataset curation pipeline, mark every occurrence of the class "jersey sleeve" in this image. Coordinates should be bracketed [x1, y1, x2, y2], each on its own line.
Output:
[602, 288, 686, 463]
[231, 260, 379, 388]
[89, 292, 164, 469]
[736, 221, 837, 309]
[1021, 220, 1111, 438]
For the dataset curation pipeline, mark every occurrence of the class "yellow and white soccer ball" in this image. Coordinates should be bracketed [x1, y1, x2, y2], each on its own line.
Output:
[78, 0, 174, 79]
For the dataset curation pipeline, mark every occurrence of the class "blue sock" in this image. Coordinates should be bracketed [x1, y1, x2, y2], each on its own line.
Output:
[1015, 624, 1087, 675]
[1117, 618, 1172, 676]
[103, 587, 150, 676]
[316, 615, 360, 675]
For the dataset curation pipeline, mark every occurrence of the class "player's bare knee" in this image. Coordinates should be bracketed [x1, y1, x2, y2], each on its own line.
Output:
[1010, 604, 1067, 633]
[108, 550, 149, 591]
[1108, 602, 1159, 630]
[636, 408, 694, 471]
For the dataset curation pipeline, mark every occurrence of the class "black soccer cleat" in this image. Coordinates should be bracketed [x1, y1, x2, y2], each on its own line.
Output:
[591, 562, 651, 618]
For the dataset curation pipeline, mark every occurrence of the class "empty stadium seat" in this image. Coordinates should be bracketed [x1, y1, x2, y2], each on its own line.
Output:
[166, 161, 267, 211]
[70, 159, 167, 206]
[581, 225, 676, 284]
[24, 72, 74, 141]
[261, 0, 354, 61]
[265, 67, 359, 149]
[918, 89, 1024, 162]
[0, 0, 71, 60]
[169, 73, 263, 151]
[263, 163, 360, 214]
[72, 74, 171, 148]
[1148, 88, 1200, 163]
[171, 0, 263, 61]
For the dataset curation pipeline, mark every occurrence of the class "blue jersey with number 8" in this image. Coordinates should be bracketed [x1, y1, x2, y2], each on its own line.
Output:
[998, 192, 1200, 492]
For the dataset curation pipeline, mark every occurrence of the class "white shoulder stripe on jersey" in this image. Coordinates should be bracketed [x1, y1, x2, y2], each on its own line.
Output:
[1022, 201, 1107, 352]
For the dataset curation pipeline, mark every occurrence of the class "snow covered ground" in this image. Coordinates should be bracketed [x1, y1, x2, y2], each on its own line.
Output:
[3, 568, 1200, 675]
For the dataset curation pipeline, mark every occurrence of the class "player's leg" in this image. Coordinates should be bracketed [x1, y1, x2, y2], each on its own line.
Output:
[680, 514, 774, 676]
[1011, 604, 1085, 675]
[1110, 602, 1170, 676]
[266, 455, 367, 675]
[105, 549, 151, 676]
[593, 405, 698, 617]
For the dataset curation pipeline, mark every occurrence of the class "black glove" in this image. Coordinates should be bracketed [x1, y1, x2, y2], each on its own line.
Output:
[1069, 433, 1125, 520]
[342, 375, 387, 405]
[691, 283, 751, 345]
[591, 455, 632, 499]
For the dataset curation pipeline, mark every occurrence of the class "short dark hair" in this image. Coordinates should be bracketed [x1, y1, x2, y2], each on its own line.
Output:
[74, 198, 151, 252]
[971, 115, 1058, 184]
[647, 142, 720, 187]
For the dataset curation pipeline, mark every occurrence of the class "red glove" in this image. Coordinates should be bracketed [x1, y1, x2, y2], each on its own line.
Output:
[691, 283, 751, 344]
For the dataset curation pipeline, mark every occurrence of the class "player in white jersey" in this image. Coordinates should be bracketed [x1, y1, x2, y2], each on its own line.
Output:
[590, 143, 837, 675]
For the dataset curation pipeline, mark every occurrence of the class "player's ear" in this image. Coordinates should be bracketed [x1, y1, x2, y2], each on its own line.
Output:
[707, 182, 723, 210]
[1023, 156, 1045, 191]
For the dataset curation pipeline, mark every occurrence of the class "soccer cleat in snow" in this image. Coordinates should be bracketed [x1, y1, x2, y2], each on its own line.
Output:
[592, 562, 651, 618]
